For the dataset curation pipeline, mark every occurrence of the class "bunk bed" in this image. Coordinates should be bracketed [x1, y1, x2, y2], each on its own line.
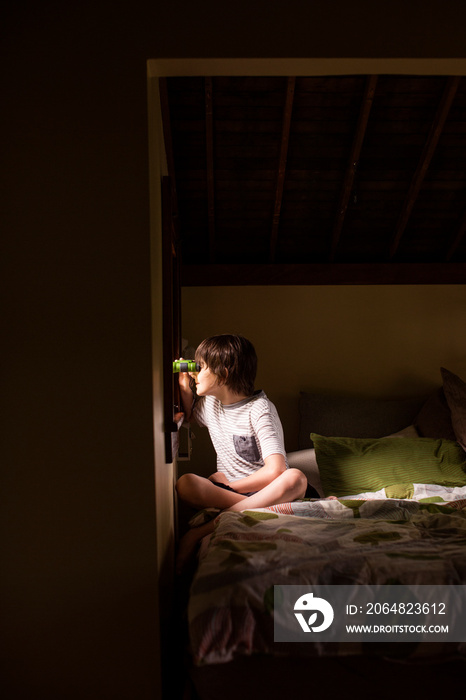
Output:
[158, 74, 466, 699]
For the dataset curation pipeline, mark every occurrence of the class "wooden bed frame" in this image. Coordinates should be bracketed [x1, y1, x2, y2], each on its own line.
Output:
[147, 60, 466, 698]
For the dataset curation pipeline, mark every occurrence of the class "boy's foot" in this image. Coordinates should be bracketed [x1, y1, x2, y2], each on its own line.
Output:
[175, 519, 216, 575]
[175, 528, 202, 575]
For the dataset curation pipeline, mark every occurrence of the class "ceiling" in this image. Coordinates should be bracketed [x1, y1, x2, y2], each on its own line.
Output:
[160, 75, 466, 284]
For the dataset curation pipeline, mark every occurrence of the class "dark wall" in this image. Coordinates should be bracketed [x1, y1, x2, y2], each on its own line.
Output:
[2, 1, 465, 698]
[1, 4, 161, 699]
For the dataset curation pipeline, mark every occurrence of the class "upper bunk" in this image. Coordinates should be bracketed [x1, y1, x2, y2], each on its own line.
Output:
[158, 74, 466, 286]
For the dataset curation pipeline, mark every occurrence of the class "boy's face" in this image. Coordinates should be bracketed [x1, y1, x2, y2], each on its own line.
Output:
[190, 361, 221, 398]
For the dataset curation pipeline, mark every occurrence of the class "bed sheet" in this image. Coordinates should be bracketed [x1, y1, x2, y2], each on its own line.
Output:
[188, 497, 466, 665]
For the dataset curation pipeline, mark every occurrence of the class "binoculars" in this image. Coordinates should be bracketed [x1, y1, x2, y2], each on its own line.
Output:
[173, 360, 201, 373]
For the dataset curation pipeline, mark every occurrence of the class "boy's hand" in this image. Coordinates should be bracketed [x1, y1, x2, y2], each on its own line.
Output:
[177, 359, 192, 392]
[208, 472, 229, 486]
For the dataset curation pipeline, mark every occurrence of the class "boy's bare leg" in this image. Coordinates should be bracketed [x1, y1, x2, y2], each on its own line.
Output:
[176, 468, 329, 573]
[175, 473, 247, 573]
[176, 472, 248, 510]
[176, 519, 216, 574]
[227, 468, 308, 511]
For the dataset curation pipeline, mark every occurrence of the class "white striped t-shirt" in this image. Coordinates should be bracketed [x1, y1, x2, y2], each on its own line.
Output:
[193, 390, 288, 482]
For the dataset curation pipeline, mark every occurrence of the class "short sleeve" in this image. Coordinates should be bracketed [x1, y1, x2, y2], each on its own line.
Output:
[252, 408, 287, 461]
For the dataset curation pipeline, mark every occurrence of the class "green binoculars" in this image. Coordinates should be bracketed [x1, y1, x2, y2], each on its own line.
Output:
[173, 360, 201, 373]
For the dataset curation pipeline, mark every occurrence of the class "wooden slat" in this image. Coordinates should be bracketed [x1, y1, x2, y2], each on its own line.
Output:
[205, 77, 216, 263]
[270, 77, 296, 262]
[162, 178, 177, 462]
[330, 75, 378, 261]
[389, 76, 461, 259]
[446, 204, 466, 261]
[158, 78, 177, 186]
[159, 79, 181, 251]
[181, 263, 466, 286]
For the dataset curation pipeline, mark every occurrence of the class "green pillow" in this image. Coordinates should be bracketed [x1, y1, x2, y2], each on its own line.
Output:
[311, 434, 466, 497]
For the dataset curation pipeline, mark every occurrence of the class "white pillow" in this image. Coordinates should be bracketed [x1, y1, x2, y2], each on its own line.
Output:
[287, 448, 324, 497]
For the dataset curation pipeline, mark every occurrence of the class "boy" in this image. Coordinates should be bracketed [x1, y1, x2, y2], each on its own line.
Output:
[175, 334, 317, 571]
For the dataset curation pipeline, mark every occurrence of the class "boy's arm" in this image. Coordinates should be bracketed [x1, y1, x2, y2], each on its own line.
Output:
[178, 371, 196, 422]
[227, 453, 287, 493]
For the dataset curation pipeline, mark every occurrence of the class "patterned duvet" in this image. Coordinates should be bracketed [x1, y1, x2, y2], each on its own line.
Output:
[188, 497, 466, 665]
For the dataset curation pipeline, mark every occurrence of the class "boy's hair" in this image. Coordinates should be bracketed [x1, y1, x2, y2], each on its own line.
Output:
[195, 334, 257, 396]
